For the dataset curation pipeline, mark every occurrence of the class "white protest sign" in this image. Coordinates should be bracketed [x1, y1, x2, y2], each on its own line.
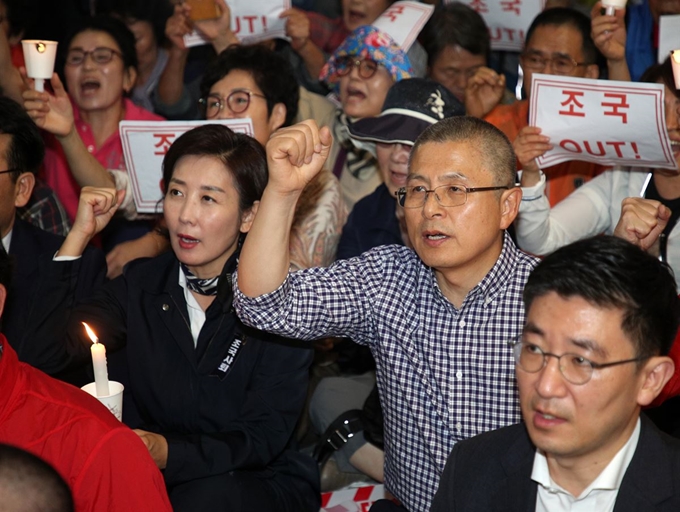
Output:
[454, 0, 544, 52]
[372, 1, 434, 52]
[120, 119, 255, 213]
[184, 0, 290, 48]
[529, 74, 675, 170]
[659, 15, 680, 64]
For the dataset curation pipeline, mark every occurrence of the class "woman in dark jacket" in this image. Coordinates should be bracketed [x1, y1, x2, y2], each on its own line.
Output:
[56, 124, 319, 512]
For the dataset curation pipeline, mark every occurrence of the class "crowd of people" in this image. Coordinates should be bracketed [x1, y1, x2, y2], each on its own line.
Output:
[1, 0, 680, 510]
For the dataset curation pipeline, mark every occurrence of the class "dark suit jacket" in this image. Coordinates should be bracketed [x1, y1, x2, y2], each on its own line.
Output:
[4, 217, 105, 378]
[431, 415, 680, 512]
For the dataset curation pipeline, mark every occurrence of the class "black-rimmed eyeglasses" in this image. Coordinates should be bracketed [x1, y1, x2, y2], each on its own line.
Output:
[395, 184, 509, 208]
[335, 56, 380, 79]
[510, 339, 646, 385]
[0, 169, 17, 176]
[199, 90, 267, 118]
[65, 47, 123, 66]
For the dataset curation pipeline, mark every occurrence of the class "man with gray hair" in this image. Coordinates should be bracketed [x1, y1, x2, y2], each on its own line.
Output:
[233, 117, 538, 511]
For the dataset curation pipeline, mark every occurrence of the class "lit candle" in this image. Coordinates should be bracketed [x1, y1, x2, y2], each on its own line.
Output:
[671, 50, 680, 90]
[83, 322, 110, 397]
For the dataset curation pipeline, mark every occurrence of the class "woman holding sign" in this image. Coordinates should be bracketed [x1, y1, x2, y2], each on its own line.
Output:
[515, 57, 680, 289]
[55, 124, 320, 512]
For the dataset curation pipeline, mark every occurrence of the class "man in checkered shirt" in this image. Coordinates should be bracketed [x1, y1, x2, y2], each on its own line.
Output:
[234, 116, 539, 511]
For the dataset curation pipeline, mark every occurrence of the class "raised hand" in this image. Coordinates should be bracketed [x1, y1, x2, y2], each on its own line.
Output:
[514, 126, 552, 186]
[194, 0, 238, 52]
[464, 67, 506, 118]
[614, 197, 671, 252]
[57, 187, 125, 258]
[280, 8, 311, 52]
[591, 1, 626, 63]
[265, 120, 332, 195]
[21, 72, 74, 138]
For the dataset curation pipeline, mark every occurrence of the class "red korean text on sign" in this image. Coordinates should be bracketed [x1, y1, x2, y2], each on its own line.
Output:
[468, 0, 489, 13]
[601, 93, 629, 124]
[501, 0, 521, 15]
[382, 5, 405, 22]
[558, 90, 586, 117]
[153, 133, 176, 156]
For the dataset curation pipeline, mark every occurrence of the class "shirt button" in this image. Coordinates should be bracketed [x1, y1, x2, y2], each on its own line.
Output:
[458, 320, 466, 327]
[484, 297, 492, 306]
[456, 371, 463, 380]
[162, 304, 169, 311]
[87, 145, 95, 153]
[455, 422, 462, 432]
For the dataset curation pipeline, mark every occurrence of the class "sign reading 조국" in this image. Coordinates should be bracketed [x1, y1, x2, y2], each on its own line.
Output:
[371, 1, 434, 52]
[184, 0, 290, 48]
[453, 0, 544, 52]
[529, 74, 676, 170]
[119, 119, 255, 213]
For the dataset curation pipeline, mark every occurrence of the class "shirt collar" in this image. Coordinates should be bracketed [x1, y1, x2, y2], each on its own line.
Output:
[459, 231, 521, 307]
[531, 417, 641, 498]
[2, 230, 11, 253]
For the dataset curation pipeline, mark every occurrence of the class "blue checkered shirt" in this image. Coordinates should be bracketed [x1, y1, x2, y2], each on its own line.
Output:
[233, 233, 539, 511]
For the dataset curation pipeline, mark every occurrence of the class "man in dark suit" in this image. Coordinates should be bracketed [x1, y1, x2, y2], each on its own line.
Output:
[0, 97, 105, 381]
[431, 235, 680, 512]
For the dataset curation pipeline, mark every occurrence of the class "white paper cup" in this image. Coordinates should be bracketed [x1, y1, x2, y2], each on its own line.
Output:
[81, 381, 124, 421]
[672, 50, 680, 89]
[21, 40, 58, 92]
[602, 0, 626, 14]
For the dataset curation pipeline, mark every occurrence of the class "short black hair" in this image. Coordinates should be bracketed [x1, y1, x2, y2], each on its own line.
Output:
[161, 124, 268, 213]
[0, 97, 45, 181]
[1, 0, 35, 39]
[96, 0, 172, 47]
[0, 443, 73, 512]
[524, 236, 680, 359]
[411, 116, 516, 187]
[61, 15, 138, 72]
[200, 44, 299, 127]
[524, 7, 600, 67]
[420, 2, 490, 67]
[641, 57, 680, 100]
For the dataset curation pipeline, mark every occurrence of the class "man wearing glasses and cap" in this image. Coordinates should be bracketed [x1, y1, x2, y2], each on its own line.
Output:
[431, 235, 680, 511]
[233, 114, 538, 511]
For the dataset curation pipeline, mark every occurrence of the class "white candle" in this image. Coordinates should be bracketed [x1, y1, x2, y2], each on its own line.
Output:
[83, 322, 110, 397]
[671, 50, 680, 90]
[602, 0, 626, 15]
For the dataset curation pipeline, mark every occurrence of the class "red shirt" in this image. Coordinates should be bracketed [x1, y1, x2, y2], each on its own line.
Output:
[0, 335, 172, 512]
[484, 100, 606, 206]
[42, 98, 164, 221]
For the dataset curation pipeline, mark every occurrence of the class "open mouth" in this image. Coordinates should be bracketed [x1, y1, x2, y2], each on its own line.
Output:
[346, 85, 366, 100]
[80, 78, 101, 95]
[347, 9, 365, 23]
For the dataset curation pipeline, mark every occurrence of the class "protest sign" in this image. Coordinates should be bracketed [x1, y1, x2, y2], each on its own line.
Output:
[120, 119, 254, 213]
[372, 1, 433, 51]
[529, 74, 675, 170]
[184, 0, 290, 47]
[454, 0, 544, 51]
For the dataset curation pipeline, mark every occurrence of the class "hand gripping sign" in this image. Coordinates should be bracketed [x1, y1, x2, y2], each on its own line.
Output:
[529, 74, 676, 170]
[119, 119, 254, 213]
[184, 0, 290, 48]
[454, 0, 544, 52]
[371, 1, 434, 52]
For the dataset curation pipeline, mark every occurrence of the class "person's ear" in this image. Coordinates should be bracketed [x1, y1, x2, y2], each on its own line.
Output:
[123, 66, 138, 94]
[268, 103, 287, 133]
[584, 63, 599, 80]
[499, 186, 522, 230]
[637, 356, 675, 406]
[239, 201, 259, 233]
[13, 172, 35, 208]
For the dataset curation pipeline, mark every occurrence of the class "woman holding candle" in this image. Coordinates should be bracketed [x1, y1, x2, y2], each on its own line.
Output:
[56, 124, 319, 512]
